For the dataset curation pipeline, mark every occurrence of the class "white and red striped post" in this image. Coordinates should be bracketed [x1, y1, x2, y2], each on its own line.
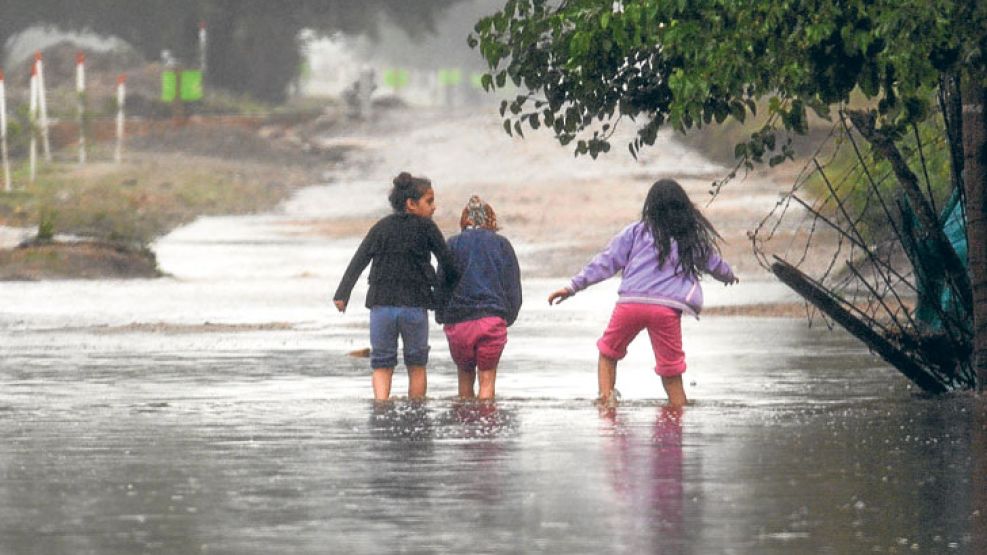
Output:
[199, 20, 208, 75]
[76, 51, 86, 164]
[0, 69, 11, 192]
[29, 62, 38, 183]
[34, 51, 51, 163]
[114, 74, 126, 163]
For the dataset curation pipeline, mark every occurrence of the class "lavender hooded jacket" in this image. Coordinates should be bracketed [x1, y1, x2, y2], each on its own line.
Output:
[567, 221, 736, 317]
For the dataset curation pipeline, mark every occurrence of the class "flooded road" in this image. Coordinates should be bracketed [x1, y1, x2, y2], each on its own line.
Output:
[1, 317, 984, 554]
[1, 109, 984, 553]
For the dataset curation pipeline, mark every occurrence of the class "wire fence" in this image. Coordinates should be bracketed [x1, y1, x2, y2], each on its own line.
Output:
[750, 105, 973, 391]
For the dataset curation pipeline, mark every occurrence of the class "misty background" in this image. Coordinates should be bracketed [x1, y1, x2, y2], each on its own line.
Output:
[2, 0, 502, 104]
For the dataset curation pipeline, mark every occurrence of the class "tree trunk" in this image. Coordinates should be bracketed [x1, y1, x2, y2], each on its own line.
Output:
[962, 76, 987, 391]
[975, 406, 987, 549]
[848, 110, 973, 312]
[771, 257, 949, 393]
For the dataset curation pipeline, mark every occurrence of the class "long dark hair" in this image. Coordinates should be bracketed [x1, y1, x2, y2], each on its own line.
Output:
[388, 171, 432, 212]
[642, 178, 723, 278]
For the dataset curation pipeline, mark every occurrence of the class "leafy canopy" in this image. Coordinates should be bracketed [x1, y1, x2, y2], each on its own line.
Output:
[470, 0, 985, 165]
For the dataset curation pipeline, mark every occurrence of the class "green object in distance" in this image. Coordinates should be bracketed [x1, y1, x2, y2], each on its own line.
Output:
[180, 70, 203, 101]
[161, 71, 177, 102]
[383, 68, 410, 90]
[438, 68, 462, 87]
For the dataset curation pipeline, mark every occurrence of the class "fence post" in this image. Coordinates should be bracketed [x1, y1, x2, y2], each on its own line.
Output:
[0, 69, 10, 192]
[35, 51, 51, 163]
[76, 51, 86, 165]
[199, 20, 208, 75]
[29, 62, 38, 183]
[115, 75, 126, 164]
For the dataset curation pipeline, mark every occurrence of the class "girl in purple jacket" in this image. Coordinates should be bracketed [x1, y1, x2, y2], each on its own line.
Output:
[548, 179, 738, 407]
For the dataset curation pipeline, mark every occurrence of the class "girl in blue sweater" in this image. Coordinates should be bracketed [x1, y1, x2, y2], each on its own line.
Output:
[437, 196, 522, 400]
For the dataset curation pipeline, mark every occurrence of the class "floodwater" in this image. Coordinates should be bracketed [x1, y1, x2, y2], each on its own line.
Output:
[1, 112, 985, 554]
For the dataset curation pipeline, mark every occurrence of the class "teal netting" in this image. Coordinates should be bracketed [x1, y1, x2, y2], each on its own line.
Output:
[900, 189, 969, 334]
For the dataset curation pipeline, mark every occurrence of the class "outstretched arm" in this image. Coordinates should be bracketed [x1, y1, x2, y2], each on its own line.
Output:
[548, 287, 573, 305]
[706, 250, 739, 285]
[552, 223, 636, 304]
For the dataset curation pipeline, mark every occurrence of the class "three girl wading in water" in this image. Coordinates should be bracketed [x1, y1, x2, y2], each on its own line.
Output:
[335, 174, 735, 406]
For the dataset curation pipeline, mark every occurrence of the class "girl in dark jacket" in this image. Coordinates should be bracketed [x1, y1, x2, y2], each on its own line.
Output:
[334, 172, 459, 401]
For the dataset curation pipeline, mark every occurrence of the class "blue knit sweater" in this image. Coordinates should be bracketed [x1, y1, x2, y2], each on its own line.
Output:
[436, 229, 522, 326]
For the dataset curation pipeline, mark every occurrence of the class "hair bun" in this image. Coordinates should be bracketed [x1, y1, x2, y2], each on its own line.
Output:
[388, 171, 432, 212]
[393, 172, 414, 188]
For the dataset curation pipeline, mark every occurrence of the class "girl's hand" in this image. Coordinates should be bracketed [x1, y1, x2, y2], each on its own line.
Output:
[334, 300, 347, 312]
[547, 287, 573, 305]
[725, 276, 740, 286]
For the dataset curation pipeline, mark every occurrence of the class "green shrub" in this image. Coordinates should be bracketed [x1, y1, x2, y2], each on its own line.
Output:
[37, 208, 56, 241]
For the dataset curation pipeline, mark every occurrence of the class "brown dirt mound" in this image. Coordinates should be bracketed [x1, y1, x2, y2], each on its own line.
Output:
[65, 322, 296, 334]
[701, 302, 809, 318]
[0, 241, 161, 280]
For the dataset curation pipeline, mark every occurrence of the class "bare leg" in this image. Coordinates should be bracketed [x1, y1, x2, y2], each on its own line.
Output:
[458, 369, 477, 399]
[477, 368, 497, 400]
[598, 353, 618, 403]
[372, 368, 394, 401]
[661, 375, 687, 407]
[407, 365, 427, 400]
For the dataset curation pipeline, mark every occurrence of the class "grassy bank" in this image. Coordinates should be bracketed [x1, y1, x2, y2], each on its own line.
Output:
[0, 120, 330, 279]
[0, 153, 313, 246]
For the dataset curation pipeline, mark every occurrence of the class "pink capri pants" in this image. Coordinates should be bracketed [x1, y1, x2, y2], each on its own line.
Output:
[596, 303, 686, 377]
[443, 316, 508, 372]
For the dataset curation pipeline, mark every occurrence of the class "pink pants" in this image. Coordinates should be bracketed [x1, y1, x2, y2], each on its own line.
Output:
[597, 303, 686, 377]
[443, 316, 508, 372]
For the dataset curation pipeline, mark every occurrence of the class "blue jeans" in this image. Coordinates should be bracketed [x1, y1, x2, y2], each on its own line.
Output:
[369, 306, 430, 369]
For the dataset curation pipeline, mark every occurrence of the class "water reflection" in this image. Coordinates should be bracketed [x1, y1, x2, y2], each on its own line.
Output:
[600, 404, 688, 553]
[975, 401, 987, 552]
[369, 400, 435, 443]
[447, 401, 516, 507]
[366, 400, 435, 511]
[650, 406, 685, 541]
[359, 400, 528, 552]
[447, 400, 517, 440]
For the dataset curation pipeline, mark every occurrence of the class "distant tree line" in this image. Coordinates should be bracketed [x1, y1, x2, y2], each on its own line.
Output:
[0, 0, 464, 102]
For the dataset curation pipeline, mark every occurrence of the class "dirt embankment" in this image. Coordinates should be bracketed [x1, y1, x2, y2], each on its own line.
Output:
[0, 240, 159, 280]
[288, 106, 818, 318]
[293, 107, 802, 279]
